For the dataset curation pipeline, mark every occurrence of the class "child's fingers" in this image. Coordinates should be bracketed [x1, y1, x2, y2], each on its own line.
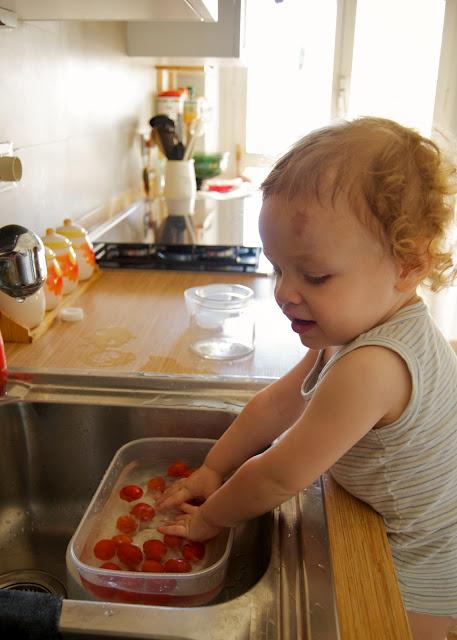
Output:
[158, 523, 188, 538]
[156, 486, 191, 510]
[180, 502, 198, 515]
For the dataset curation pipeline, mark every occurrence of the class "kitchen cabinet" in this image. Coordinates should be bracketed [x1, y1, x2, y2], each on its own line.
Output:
[9, 0, 218, 22]
[127, 0, 243, 58]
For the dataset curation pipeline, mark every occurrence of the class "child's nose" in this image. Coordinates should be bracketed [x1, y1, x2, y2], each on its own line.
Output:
[275, 275, 303, 306]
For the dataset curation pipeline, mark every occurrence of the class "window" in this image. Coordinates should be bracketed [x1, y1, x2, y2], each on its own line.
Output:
[348, 0, 445, 135]
[244, 0, 337, 158]
[238, 0, 448, 175]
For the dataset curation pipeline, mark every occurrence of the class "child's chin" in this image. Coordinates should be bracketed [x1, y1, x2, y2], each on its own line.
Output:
[298, 333, 324, 349]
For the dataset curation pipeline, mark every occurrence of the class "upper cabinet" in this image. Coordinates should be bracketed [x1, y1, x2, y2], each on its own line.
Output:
[127, 0, 243, 58]
[11, 0, 218, 22]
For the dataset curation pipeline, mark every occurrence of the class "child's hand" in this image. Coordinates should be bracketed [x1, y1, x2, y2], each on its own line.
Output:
[158, 503, 223, 542]
[155, 463, 222, 511]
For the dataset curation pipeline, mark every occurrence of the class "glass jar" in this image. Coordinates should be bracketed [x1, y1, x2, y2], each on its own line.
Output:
[184, 284, 255, 360]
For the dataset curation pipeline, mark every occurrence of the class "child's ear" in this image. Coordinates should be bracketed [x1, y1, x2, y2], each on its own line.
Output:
[395, 240, 432, 292]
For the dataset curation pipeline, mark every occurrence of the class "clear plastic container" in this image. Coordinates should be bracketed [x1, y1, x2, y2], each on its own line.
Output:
[67, 437, 233, 606]
[184, 284, 255, 360]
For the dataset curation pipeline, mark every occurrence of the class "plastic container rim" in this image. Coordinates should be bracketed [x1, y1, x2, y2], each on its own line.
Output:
[68, 437, 234, 583]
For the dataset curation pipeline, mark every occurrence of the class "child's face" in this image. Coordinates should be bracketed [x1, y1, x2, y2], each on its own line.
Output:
[259, 192, 415, 349]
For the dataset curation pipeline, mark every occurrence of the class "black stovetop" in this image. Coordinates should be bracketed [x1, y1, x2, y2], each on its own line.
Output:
[92, 193, 271, 274]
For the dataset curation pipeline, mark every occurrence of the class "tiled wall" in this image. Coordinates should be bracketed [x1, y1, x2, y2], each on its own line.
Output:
[0, 20, 155, 235]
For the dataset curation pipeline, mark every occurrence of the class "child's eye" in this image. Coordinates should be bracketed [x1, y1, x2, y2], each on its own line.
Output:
[272, 264, 282, 277]
[304, 274, 329, 285]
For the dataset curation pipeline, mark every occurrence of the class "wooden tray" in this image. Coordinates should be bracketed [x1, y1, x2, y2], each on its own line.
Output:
[0, 268, 102, 343]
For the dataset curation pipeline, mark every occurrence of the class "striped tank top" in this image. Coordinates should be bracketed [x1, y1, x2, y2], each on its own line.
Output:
[301, 299, 457, 615]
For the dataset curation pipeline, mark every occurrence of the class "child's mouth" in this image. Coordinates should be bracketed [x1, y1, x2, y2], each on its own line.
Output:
[291, 319, 316, 334]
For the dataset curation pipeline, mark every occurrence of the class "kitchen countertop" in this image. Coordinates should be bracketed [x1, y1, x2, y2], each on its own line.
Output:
[5, 269, 411, 639]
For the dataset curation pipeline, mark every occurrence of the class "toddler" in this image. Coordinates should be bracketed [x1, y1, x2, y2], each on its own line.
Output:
[158, 117, 457, 640]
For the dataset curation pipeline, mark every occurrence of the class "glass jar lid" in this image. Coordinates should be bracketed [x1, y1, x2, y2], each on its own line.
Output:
[184, 284, 253, 311]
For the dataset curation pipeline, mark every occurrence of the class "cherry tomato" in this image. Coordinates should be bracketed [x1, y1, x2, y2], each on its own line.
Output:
[100, 562, 122, 570]
[130, 502, 155, 522]
[182, 541, 205, 562]
[119, 484, 144, 502]
[93, 538, 116, 561]
[116, 542, 143, 568]
[141, 560, 163, 573]
[112, 534, 133, 546]
[163, 534, 182, 549]
[116, 515, 138, 534]
[143, 539, 167, 561]
[147, 476, 166, 492]
[181, 469, 194, 477]
[163, 558, 191, 573]
[167, 461, 189, 478]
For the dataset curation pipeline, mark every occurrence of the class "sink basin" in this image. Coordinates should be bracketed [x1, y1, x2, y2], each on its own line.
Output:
[0, 370, 340, 639]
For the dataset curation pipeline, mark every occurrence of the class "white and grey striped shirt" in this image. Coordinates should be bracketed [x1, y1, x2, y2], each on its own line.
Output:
[301, 299, 457, 615]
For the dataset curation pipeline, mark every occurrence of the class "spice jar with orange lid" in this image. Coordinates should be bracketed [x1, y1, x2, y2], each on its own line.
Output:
[42, 229, 79, 294]
[56, 218, 96, 281]
[43, 246, 63, 310]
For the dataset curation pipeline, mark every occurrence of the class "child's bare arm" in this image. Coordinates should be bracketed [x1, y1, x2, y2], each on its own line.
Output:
[156, 348, 320, 511]
[204, 347, 321, 477]
[193, 344, 411, 532]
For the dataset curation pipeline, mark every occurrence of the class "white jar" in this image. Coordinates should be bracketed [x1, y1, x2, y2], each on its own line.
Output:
[164, 159, 196, 216]
[184, 284, 255, 360]
[56, 218, 96, 281]
[43, 246, 63, 311]
[0, 287, 46, 329]
[42, 229, 79, 294]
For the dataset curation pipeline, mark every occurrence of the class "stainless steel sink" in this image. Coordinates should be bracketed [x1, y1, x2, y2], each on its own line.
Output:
[0, 370, 340, 639]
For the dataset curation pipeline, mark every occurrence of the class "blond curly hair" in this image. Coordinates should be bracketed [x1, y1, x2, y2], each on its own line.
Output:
[261, 117, 457, 291]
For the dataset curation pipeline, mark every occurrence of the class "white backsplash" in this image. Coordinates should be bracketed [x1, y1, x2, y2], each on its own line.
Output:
[0, 20, 155, 234]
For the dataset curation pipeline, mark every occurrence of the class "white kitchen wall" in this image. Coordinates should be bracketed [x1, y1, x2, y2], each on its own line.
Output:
[0, 19, 155, 235]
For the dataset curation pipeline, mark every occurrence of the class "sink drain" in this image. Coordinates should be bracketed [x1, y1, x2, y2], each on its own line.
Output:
[0, 570, 67, 597]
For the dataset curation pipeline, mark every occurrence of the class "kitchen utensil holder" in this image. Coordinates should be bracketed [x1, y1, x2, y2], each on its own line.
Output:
[164, 160, 196, 216]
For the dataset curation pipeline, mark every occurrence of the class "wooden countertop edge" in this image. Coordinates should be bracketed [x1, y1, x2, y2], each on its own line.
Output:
[323, 474, 412, 639]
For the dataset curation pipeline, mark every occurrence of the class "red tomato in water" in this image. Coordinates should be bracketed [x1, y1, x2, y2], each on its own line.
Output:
[116, 542, 143, 568]
[142, 559, 163, 573]
[182, 541, 205, 562]
[181, 468, 194, 477]
[116, 515, 138, 534]
[100, 562, 122, 570]
[163, 534, 182, 549]
[167, 461, 189, 477]
[119, 484, 144, 502]
[163, 558, 191, 573]
[112, 534, 133, 546]
[147, 476, 166, 492]
[93, 538, 116, 561]
[143, 539, 167, 561]
[130, 502, 155, 522]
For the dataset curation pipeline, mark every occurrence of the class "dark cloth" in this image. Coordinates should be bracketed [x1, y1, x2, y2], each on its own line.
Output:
[0, 590, 63, 639]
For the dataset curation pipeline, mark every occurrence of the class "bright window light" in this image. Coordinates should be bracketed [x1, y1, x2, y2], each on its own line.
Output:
[348, 0, 446, 135]
[244, 0, 337, 158]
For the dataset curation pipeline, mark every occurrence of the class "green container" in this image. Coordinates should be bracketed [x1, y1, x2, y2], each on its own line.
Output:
[193, 152, 229, 188]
